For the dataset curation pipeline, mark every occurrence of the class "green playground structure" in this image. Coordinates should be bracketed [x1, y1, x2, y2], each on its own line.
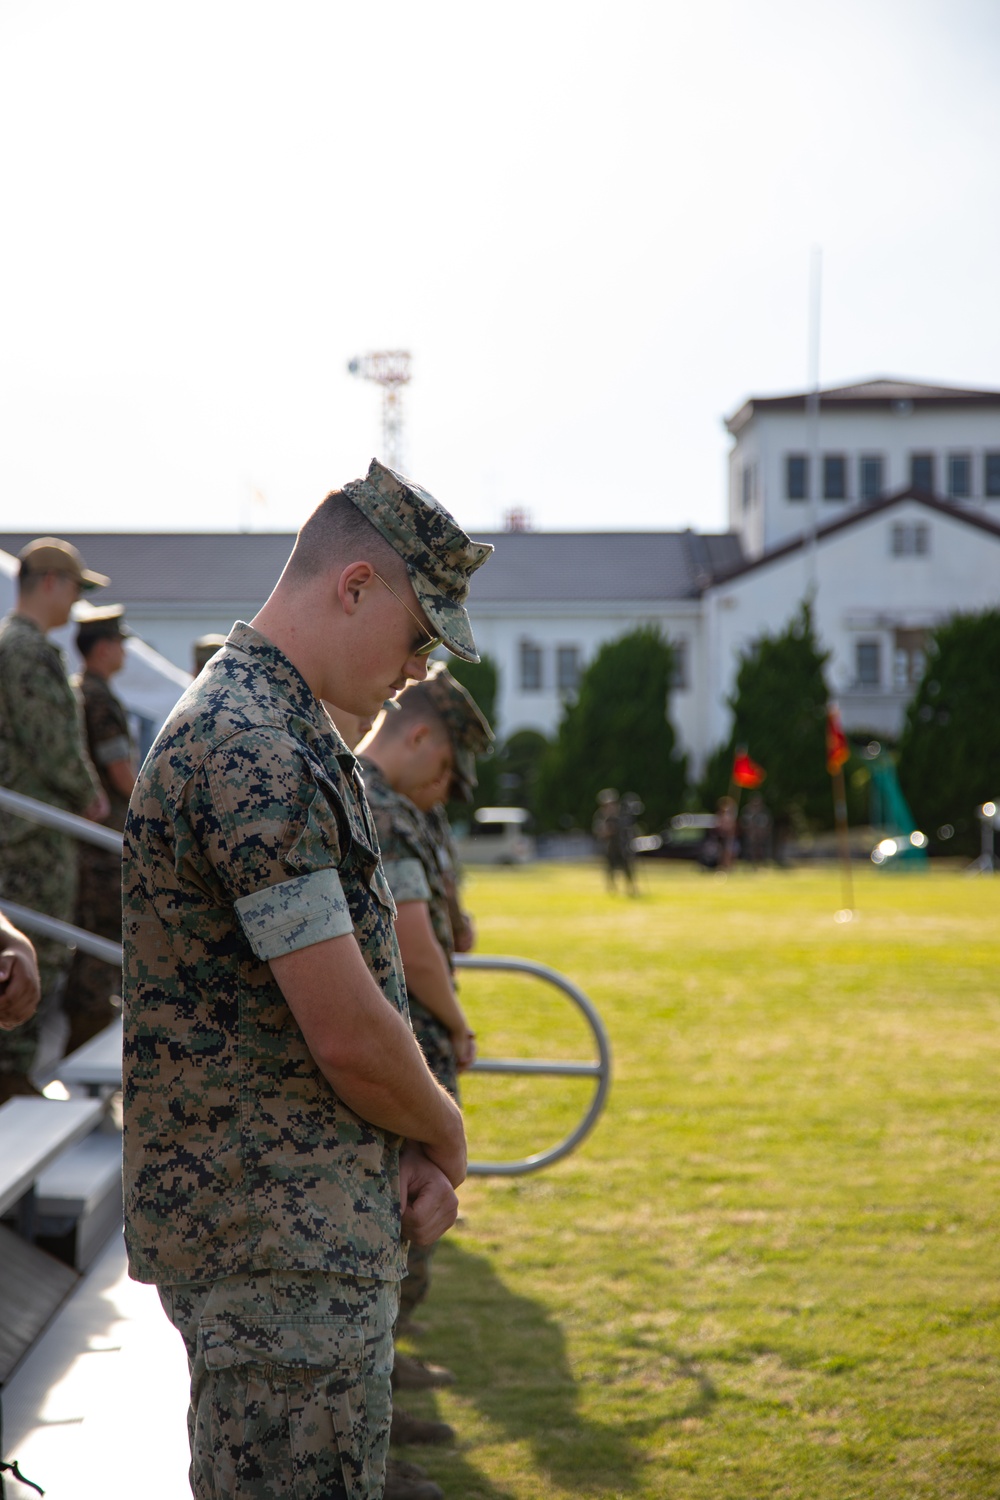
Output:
[868, 750, 928, 868]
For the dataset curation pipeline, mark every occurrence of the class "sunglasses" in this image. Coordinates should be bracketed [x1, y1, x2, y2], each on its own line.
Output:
[371, 571, 442, 657]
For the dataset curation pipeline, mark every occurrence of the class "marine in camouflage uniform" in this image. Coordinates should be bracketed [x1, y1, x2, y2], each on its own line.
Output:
[0, 538, 107, 1096]
[360, 664, 493, 1330]
[123, 460, 491, 1500]
[65, 607, 137, 1052]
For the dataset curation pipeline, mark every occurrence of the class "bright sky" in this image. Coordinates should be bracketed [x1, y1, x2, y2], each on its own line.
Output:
[1, 0, 998, 537]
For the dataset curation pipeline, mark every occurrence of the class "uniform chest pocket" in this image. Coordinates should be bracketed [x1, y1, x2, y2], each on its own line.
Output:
[368, 861, 397, 919]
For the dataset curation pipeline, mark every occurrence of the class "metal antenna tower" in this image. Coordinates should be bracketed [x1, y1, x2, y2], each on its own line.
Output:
[347, 350, 412, 471]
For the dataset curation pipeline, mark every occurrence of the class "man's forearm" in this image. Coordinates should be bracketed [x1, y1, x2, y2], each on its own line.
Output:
[270, 935, 467, 1184]
[394, 901, 467, 1033]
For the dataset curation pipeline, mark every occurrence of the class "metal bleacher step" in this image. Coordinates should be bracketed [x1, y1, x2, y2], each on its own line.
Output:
[34, 1130, 123, 1273]
[0, 1223, 78, 1386]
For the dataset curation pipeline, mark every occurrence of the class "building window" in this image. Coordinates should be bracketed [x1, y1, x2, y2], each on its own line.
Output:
[556, 645, 580, 694]
[910, 453, 935, 491]
[893, 629, 927, 691]
[859, 455, 884, 502]
[947, 454, 971, 500]
[823, 454, 847, 500]
[741, 463, 755, 511]
[855, 640, 881, 687]
[671, 638, 689, 691]
[519, 641, 543, 691]
[985, 452, 1000, 497]
[786, 454, 808, 501]
[891, 523, 930, 556]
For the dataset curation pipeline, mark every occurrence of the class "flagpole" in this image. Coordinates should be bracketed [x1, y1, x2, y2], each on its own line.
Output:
[826, 703, 854, 919]
[832, 763, 854, 915]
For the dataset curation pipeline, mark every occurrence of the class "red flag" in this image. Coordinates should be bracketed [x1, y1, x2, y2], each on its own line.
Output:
[826, 704, 849, 775]
[732, 748, 766, 789]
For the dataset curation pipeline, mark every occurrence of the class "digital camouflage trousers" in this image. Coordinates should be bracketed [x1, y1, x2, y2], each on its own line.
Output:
[159, 1268, 399, 1500]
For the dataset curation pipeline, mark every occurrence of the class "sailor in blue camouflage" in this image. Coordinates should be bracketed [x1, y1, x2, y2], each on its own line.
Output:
[123, 463, 491, 1499]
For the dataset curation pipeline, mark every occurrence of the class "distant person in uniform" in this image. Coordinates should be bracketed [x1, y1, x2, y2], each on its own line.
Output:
[593, 787, 639, 895]
[191, 633, 228, 677]
[64, 606, 137, 1052]
[0, 911, 41, 1032]
[123, 460, 491, 1500]
[0, 538, 109, 1101]
[715, 795, 738, 872]
[739, 793, 773, 868]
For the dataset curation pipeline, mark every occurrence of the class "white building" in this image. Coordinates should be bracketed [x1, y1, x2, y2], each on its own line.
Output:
[726, 377, 1000, 558]
[3, 376, 997, 775]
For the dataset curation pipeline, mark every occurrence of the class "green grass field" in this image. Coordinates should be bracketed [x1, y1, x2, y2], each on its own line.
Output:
[394, 862, 999, 1500]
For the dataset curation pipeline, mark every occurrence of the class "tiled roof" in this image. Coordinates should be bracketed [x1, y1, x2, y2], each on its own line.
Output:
[0, 529, 746, 607]
[726, 376, 1000, 434]
[0, 533, 295, 607]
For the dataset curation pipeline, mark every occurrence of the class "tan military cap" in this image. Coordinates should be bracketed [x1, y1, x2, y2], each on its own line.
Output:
[342, 458, 492, 663]
[18, 537, 109, 591]
[75, 604, 130, 651]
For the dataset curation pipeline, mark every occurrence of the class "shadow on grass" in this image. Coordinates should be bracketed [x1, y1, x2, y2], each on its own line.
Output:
[395, 1241, 718, 1497]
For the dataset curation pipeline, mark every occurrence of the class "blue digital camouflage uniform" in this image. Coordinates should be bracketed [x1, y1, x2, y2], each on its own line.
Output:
[123, 624, 409, 1499]
[0, 612, 101, 1088]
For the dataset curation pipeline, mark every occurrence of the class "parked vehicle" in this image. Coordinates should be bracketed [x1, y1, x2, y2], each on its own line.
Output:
[456, 807, 535, 866]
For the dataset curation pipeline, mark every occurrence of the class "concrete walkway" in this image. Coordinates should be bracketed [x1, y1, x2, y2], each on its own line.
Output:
[2, 1232, 190, 1499]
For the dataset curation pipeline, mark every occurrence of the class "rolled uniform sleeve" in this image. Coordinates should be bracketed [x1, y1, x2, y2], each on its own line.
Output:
[235, 868, 354, 959]
[381, 857, 431, 906]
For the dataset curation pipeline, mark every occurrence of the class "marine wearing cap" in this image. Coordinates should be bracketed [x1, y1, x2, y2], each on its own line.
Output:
[343, 458, 492, 663]
[18, 537, 109, 592]
[75, 604, 130, 655]
[420, 660, 494, 800]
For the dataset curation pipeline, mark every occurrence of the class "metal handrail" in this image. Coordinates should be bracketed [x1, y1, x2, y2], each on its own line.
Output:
[0, 786, 123, 853]
[0, 787, 612, 1174]
[0, 900, 122, 966]
[457, 953, 611, 1177]
[0, 786, 124, 963]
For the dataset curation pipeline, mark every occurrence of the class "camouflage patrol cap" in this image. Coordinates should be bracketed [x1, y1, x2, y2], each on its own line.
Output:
[342, 458, 492, 663]
[421, 660, 494, 798]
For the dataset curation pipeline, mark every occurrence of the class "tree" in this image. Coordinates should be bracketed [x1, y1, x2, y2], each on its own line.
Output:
[535, 628, 687, 832]
[698, 600, 834, 832]
[897, 609, 1000, 855]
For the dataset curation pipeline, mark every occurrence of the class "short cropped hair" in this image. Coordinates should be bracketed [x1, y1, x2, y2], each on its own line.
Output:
[285, 491, 402, 583]
[377, 681, 448, 741]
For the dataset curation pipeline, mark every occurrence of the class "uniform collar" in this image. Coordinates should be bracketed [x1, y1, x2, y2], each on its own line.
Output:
[225, 622, 358, 776]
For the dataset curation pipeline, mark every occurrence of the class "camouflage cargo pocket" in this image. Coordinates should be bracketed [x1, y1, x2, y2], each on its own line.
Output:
[196, 1315, 385, 1500]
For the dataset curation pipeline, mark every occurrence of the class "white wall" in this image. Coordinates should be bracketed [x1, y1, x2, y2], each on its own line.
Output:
[467, 599, 703, 758]
[730, 405, 1000, 557]
[704, 500, 1000, 749]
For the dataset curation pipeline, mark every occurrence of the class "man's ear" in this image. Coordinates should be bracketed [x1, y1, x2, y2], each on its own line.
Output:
[337, 561, 375, 616]
[405, 721, 431, 752]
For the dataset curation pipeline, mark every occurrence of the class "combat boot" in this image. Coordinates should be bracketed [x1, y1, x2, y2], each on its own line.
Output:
[383, 1457, 444, 1500]
[390, 1407, 455, 1446]
[392, 1352, 456, 1390]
